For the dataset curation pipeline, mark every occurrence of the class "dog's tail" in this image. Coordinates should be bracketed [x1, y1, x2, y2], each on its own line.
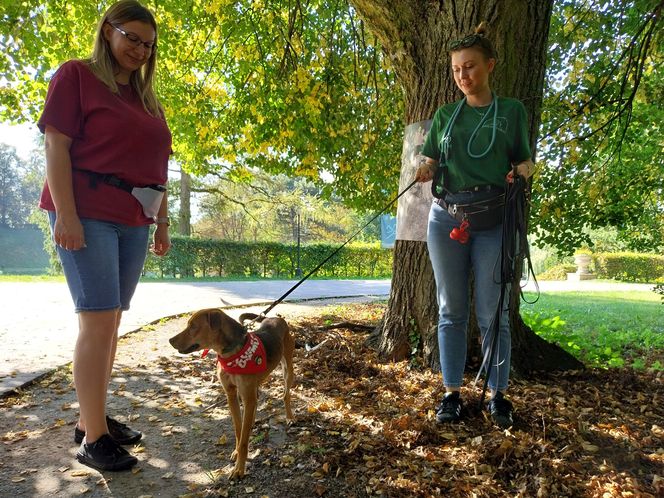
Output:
[238, 312, 264, 325]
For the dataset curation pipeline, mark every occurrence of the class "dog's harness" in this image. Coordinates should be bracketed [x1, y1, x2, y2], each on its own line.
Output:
[203, 333, 267, 375]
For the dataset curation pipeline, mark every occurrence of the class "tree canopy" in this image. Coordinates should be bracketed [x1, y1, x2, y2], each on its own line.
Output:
[536, 0, 663, 252]
[0, 0, 661, 251]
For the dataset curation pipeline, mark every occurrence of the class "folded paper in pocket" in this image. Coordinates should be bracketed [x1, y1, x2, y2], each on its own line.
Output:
[131, 185, 166, 218]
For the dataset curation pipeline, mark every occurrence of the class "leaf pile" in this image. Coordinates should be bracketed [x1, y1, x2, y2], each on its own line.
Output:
[1, 302, 661, 498]
[235, 303, 663, 497]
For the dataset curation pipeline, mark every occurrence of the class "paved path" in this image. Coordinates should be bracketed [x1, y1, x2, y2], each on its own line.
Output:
[0, 278, 654, 395]
[0, 280, 390, 395]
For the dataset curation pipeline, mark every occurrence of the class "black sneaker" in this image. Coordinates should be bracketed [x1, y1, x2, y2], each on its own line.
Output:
[76, 434, 138, 471]
[436, 391, 462, 423]
[74, 416, 142, 445]
[487, 392, 514, 429]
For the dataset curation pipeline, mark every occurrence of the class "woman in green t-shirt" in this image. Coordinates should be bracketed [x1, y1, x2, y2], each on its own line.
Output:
[416, 22, 535, 429]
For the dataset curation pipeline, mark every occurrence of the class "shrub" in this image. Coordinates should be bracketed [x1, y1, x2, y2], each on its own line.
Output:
[537, 263, 577, 281]
[593, 252, 664, 283]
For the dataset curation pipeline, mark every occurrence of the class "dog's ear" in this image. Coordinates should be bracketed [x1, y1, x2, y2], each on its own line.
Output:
[208, 310, 222, 331]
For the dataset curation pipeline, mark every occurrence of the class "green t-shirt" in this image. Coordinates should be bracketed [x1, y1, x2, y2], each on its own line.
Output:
[421, 96, 532, 194]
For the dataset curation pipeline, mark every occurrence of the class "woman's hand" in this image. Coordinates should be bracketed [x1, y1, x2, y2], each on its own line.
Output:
[53, 213, 85, 251]
[151, 224, 171, 256]
[506, 159, 535, 183]
[44, 126, 86, 250]
[415, 157, 438, 183]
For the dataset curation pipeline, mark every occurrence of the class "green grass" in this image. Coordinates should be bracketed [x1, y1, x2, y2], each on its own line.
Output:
[0, 274, 65, 282]
[521, 291, 663, 370]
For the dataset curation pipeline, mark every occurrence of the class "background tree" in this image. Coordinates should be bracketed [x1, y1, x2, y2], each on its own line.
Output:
[193, 171, 380, 244]
[536, 0, 664, 253]
[0, 144, 43, 228]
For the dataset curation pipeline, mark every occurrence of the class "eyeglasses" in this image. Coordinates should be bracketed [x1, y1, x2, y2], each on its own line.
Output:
[449, 34, 481, 51]
[109, 23, 156, 52]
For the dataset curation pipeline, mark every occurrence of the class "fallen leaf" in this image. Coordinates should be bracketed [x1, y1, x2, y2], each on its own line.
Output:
[581, 441, 600, 453]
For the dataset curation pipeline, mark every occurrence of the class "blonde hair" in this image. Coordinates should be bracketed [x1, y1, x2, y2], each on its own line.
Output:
[449, 21, 498, 60]
[87, 0, 163, 117]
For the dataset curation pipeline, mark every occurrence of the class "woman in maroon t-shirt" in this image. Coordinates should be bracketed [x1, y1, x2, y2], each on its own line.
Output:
[39, 0, 171, 472]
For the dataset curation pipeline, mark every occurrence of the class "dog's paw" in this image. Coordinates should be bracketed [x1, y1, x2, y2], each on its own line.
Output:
[229, 465, 245, 480]
[230, 449, 238, 461]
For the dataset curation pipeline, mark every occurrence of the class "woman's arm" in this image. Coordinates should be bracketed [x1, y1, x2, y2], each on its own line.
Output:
[44, 125, 85, 250]
[151, 190, 171, 256]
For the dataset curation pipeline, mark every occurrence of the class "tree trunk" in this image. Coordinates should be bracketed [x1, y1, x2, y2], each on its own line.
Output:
[178, 170, 192, 236]
[354, 0, 583, 373]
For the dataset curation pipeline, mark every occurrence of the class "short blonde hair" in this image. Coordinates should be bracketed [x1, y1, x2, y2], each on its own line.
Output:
[87, 0, 163, 117]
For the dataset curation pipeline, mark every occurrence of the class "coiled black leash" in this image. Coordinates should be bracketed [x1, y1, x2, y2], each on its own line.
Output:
[254, 179, 419, 320]
[477, 171, 539, 408]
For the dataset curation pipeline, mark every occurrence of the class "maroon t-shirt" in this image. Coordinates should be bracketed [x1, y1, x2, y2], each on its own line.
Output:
[38, 60, 172, 226]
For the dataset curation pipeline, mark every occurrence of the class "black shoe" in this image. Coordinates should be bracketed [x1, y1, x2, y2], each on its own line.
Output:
[436, 391, 462, 423]
[76, 434, 138, 471]
[74, 416, 142, 445]
[488, 392, 514, 429]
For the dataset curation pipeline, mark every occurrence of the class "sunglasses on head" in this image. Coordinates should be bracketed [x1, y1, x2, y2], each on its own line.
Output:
[449, 34, 482, 51]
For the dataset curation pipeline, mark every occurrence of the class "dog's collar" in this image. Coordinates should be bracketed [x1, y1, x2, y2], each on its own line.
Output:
[212, 333, 267, 375]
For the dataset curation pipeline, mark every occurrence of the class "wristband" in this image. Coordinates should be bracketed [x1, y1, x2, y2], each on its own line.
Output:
[155, 217, 170, 226]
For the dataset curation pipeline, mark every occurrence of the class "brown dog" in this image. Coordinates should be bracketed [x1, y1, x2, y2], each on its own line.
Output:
[169, 309, 295, 479]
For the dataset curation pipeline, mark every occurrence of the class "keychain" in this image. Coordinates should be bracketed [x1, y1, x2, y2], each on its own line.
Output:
[450, 219, 470, 244]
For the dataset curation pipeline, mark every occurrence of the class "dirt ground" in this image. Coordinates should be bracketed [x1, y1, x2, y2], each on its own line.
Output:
[1, 300, 663, 498]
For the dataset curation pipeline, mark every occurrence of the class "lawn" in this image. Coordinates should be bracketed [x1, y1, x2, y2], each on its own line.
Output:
[521, 290, 663, 370]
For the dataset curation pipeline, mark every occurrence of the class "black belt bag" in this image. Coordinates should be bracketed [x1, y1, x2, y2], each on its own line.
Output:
[74, 168, 166, 218]
[435, 194, 505, 230]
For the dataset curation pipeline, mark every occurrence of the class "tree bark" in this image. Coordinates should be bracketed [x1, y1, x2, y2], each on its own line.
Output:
[178, 170, 192, 236]
[354, 0, 583, 373]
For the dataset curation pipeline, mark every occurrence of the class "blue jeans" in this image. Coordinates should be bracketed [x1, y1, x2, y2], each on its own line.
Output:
[427, 201, 511, 392]
[48, 211, 149, 312]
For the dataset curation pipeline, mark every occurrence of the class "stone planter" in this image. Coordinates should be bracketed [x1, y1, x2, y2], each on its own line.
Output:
[567, 253, 595, 281]
[573, 254, 592, 274]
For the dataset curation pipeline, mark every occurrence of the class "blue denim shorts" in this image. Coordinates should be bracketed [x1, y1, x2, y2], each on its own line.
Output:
[48, 212, 150, 312]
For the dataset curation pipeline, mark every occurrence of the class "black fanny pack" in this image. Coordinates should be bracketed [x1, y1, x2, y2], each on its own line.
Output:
[435, 193, 505, 231]
[74, 168, 166, 218]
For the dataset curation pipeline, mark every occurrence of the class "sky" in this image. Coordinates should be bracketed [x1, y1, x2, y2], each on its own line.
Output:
[0, 121, 40, 160]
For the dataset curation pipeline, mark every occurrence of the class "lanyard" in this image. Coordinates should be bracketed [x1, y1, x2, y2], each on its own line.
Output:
[439, 92, 498, 161]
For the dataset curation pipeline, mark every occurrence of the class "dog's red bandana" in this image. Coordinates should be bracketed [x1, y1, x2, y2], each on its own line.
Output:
[216, 333, 267, 375]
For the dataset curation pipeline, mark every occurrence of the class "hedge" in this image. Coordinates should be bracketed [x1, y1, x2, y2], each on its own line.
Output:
[592, 252, 664, 283]
[537, 263, 577, 281]
[143, 236, 393, 279]
[0, 226, 50, 273]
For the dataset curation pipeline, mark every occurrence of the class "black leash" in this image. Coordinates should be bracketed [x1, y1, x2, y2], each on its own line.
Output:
[477, 171, 539, 407]
[255, 179, 419, 319]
